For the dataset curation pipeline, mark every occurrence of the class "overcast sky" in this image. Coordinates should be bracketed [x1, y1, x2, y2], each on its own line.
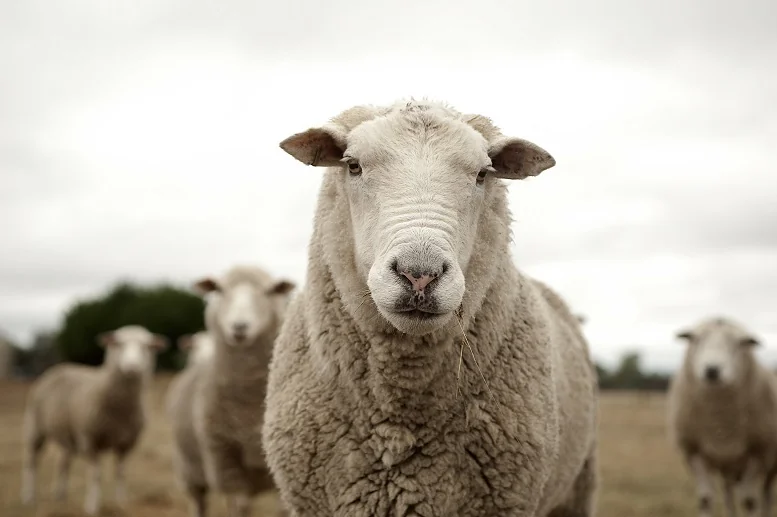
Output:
[2, 0, 776, 370]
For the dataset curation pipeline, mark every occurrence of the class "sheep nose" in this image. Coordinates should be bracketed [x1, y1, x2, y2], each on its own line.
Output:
[704, 366, 720, 382]
[395, 260, 446, 294]
[232, 322, 248, 336]
[400, 270, 437, 293]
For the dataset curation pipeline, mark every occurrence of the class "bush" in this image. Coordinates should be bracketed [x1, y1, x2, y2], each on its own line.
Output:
[57, 281, 206, 371]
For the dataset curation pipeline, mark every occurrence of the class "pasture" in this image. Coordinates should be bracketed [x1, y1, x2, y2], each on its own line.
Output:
[0, 376, 700, 517]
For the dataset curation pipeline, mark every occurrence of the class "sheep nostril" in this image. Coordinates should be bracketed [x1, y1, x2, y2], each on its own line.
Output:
[704, 366, 720, 382]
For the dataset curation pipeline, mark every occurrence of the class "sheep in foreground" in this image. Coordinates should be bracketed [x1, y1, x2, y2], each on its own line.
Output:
[668, 316, 777, 517]
[263, 99, 599, 516]
[191, 265, 296, 517]
[166, 331, 217, 517]
[21, 325, 167, 515]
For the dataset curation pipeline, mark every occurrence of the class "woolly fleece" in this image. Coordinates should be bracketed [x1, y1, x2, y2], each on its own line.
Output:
[262, 100, 599, 517]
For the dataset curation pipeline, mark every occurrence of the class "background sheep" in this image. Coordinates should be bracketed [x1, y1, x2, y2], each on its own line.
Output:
[263, 99, 599, 516]
[192, 265, 295, 517]
[177, 330, 216, 368]
[21, 324, 167, 515]
[667, 316, 777, 517]
[166, 331, 216, 517]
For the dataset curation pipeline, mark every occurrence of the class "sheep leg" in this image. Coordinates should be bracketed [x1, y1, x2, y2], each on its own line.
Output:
[20, 413, 44, 505]
[186, 484, 208, 517]
[114, 453, 128, 506]
[84, 454, 103, 516]
[764, 477, 774, 517]
[734, 459, 765, 517]
[688, 455, 715, 517]
[227, 493, 251, 517]
[724, 479, 736, 517]
[52, 450, 73, 501]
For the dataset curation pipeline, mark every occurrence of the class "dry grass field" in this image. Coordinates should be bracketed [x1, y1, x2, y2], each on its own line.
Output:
[0, 375, 702, 517]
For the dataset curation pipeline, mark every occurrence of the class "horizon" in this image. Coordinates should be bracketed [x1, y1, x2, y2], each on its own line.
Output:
[2, 0, 776, 373]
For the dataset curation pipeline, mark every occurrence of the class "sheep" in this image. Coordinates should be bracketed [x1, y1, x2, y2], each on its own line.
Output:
[166, 331, 216, 517]
[178, 330, 216, 368]
[190, 265, 296, 517]
[667, 316, 777, 517]
[21, 324, 167, 515]
[262, 99, 599, 516]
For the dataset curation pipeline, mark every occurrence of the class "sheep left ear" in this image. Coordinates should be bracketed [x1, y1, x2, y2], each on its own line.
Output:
[150, 334, 169, 352]
[741, 336, 760, 347]
[194, 277, 220, 295]
[676, 329, 694, 342]
[270, 279, 296, 295]
[488, 136, 556, 180]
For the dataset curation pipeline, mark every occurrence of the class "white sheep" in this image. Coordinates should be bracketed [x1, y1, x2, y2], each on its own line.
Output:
[187, 265, 295, 517]
[178, 330, 216, 368]
[262, 99, 599, 516]
[668, 316, 777, 517]
[166, 331, 216, 517]
[21, 324, 167, 515]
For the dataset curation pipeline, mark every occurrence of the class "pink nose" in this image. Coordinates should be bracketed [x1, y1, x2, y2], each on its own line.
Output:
[401, 271, 437, 293]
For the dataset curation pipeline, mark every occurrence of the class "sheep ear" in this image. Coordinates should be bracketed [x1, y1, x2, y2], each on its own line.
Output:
[177, 334, 193, 351]
[194, 277, 220, 295]
[279, 126, 346, 167]
[576, 315, 587, 325]
[98, 331, 116, 348]
[741, 336, 760, 347]
[489, 136, 555, 180]
[676, 329, 694, 342]
[150, 334, 169, 352]
[270, 279, 296, 295]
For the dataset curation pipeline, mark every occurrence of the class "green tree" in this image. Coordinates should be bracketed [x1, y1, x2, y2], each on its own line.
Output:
[14, 329, 61, 377]
[57, 281, 206, 371]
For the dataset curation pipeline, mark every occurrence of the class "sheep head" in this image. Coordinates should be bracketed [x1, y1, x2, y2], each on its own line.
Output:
[280, 99, 555, 336]
[194, 266, 296, 347]
[98, 325, 168, 376]
[676, 316, 761, 386]
[177, 331, 216, 366]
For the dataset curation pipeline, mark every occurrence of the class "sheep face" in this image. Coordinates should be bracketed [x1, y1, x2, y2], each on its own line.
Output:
[195, 272, 295, 347]
[178, 331, 215, 366]
[677, 317, 760, 386]
[280, 101, 555, 336]
[98, 325, 167, 376]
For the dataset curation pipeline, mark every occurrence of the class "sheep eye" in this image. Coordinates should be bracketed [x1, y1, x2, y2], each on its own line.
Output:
[347, 160, 362, 176]
[476, 166, 493, 185]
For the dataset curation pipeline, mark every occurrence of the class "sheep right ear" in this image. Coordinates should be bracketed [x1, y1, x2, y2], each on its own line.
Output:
[178, 334, 193, 351]
[98, 331, 116, 348]
[279, 126, 346, 167]
[194, 277, 220, 295]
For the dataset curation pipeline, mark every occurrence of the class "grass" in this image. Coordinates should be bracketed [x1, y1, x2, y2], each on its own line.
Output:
[0, 376, 700, 516]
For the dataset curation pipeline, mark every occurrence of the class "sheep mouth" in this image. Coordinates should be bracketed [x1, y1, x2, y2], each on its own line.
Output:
[393, 309, 448, 321]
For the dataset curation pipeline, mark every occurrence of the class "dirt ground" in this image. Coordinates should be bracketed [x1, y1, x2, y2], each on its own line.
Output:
[0, 375, 702, 517]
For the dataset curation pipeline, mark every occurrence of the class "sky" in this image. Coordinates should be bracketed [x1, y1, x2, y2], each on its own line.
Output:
[1, 0, 776, 371]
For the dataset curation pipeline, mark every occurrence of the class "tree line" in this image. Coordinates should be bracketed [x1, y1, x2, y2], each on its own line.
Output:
[6, 280, 673, 390]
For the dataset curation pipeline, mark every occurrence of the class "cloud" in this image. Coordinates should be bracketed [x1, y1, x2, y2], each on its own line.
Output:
[1, 0, 775, 376]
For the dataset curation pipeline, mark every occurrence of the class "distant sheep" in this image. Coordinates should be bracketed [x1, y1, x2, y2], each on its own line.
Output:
[178, 330, 216, 368]
[166, 331, 216, 517]
[263, 99, 599, 516]
[668, 316, 777, 517]
[21, 325, 167, 515]
[187, 266, 295, 517]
